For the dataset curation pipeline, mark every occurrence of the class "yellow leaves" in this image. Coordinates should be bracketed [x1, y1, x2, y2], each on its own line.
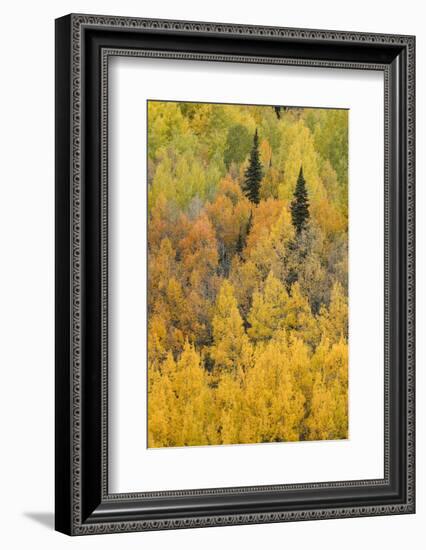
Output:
[270, 207, 294, 250]
[276, 119, 326, 203]
[312, 108, 349, 190]
[317, 281, 348, 343]
[240, 341, 306, 443]
[148, 329, 348, 447]
[311, 197, 347, 238]
[149, 237, 175, 292]
[148, 315, 168, 367]
[247, 276, 316, 348]
[206, 194, 242, 250]
[248, 272, 289, 341]
[285, 282, 315, 336]
[245, 198, 286, 252]
[260, 166, 281, 200]
[229, 257, 260, 318]
[210, 280, 251, 371]
[305, 337, 348, 440]
[148, 342, 213, 448]
[214, 372, 244, 445]
[147, 101, 349, 448]
[259, 138, 272, 167]
[306, 373, 348, 441]
[218, 175, 245, 205]
[147, 101, 189, 160]
[245, 200, 294, 279]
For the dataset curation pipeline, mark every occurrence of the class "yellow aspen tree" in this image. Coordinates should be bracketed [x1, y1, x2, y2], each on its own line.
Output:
[317, 281, 348, 343]
[260, 166, 280, 200]
[306, 338, 348, 440]
[147, 100, 189, 158]
[279, 120, 326, 202]
[217, 175, 245, 205]
[229, 257, 260, 319]
[247, 206, 294, 281]
[147, 353, 177, 448]
[271, 369, 306, 441]
[240, 341, 305, 443]
[171, 342, 213, 446]
[284, 282, 316, 345]
[312, 109, 348, 191]
[149, 343, 214, 448]
[305, 372, 336, 440]
[311, 337, 348, 386]
[319, 159, 340, 202]
[205, 190, 251, 260]
[164, 277, 189, 353]
[305, 372, 348, 441]
[146, 101, 349, 448]
[210, 280, 251, 371]
[248, 272, 289, 341]
[245, 198, 287, 254]
[259, 138, 273, 168]
[148, 155, 175, 212]
[147, 192, 171, 249]
[283, 334, 314, 427]
[214, 371, 244, 444]
[311, 197, 346, 239]
[148, 237, 177, 316]
[147, 314, 168, 367]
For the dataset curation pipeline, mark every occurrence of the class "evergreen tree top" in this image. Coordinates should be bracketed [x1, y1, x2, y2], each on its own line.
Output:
[290, 165, 310, 234]
[242, 129, 263, 205]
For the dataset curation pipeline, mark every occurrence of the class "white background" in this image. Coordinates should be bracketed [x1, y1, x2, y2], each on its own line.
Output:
[110, 58, 384, 492]
[0, 0, 423, 548]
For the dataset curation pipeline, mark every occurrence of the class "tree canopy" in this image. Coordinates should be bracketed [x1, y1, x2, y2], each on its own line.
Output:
[147, 101, 348, 448]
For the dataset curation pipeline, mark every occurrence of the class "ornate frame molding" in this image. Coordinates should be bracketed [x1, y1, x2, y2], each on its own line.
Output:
[55, 14, 415, 535]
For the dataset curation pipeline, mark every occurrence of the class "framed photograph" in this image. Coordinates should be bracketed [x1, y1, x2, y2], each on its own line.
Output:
[55, 14, 415, 535]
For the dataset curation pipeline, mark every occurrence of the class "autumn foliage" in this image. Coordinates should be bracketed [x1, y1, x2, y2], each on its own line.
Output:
[147, 101, 349, 448]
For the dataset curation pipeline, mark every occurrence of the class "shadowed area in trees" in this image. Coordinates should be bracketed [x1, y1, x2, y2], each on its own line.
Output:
[147, 101, 348, 448]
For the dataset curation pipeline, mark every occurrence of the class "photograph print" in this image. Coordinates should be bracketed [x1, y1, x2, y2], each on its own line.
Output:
[147, 100, 349, 449]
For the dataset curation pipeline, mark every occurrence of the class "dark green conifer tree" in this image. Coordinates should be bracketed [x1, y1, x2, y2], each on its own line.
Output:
[243, 129, 263, 204]
[290, 166, 310, 234]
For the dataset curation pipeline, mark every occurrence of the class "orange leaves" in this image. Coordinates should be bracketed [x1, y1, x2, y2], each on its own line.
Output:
[245, 198, 286, 252]
[311, 197, 347, 239]
[178, 214, 219, 302]
[147, 101, 349, 448]
[147, 185, 348, 447]
[205, 177, 252, 255]
[179, 213, 218, 267]
[245, 200, 294, 281]
[218, 175, 245, 205]
[206, 194, 238, 250]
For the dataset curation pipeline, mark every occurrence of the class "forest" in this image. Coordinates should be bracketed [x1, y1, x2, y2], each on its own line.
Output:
[147, 101, 349, 448]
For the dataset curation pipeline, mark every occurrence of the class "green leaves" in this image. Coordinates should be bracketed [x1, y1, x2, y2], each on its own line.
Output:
[224, 124, 252, 168]
[147, 101, 349, 448]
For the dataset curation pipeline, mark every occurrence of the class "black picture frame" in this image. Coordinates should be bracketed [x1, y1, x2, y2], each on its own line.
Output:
[55, 13, 415, 535]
